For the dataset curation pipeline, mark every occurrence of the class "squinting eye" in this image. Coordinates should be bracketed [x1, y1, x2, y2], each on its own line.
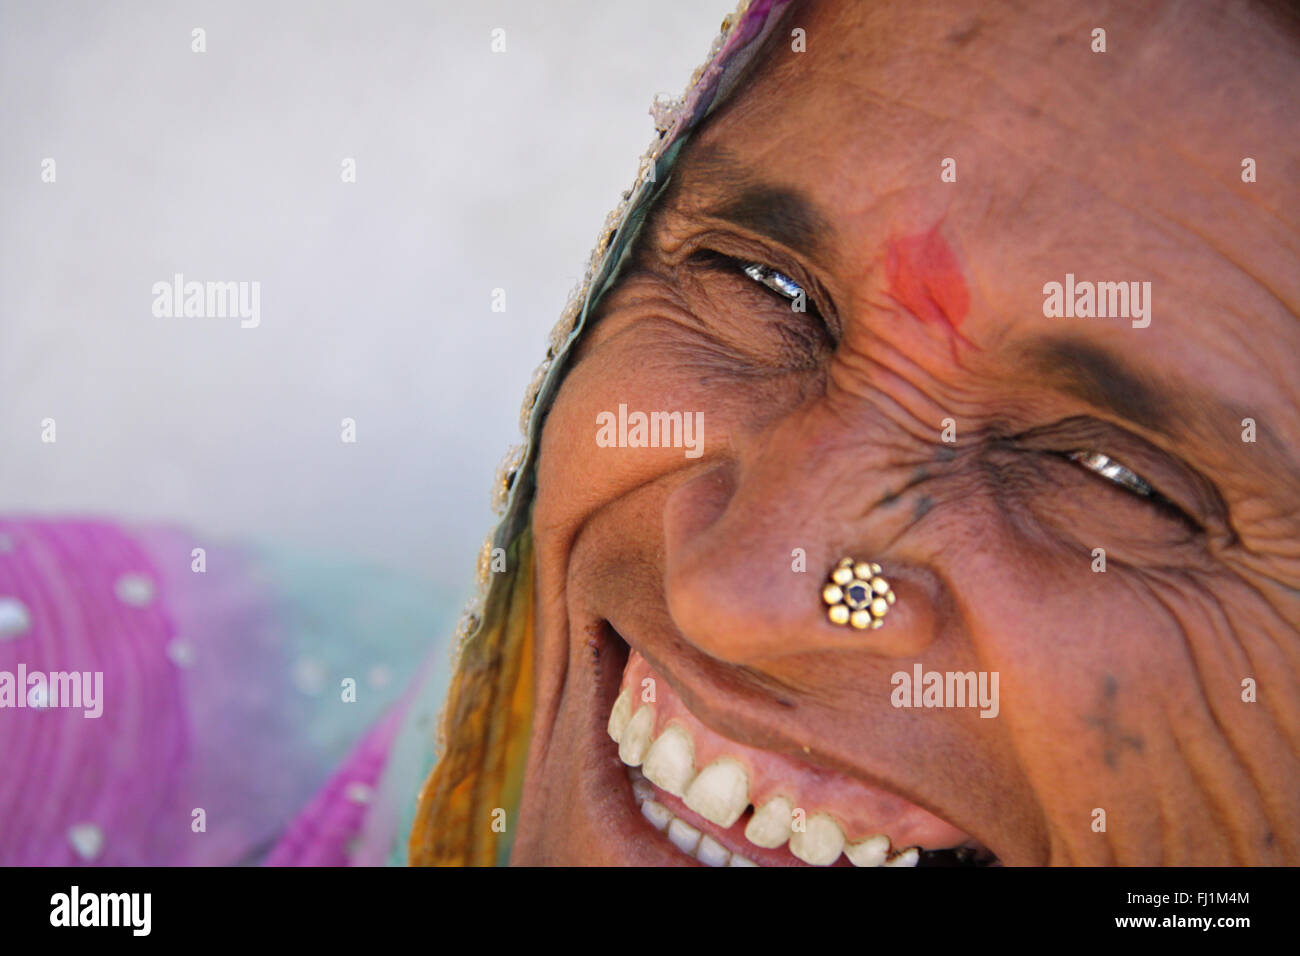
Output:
[740, 261, 806, 303]
[1066, 450, 1154, 498]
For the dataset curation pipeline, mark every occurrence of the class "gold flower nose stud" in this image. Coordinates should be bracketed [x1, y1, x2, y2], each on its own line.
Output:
[822, 558, 895, 629]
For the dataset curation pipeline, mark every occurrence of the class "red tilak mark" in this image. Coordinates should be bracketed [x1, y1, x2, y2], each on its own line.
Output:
[885, 226, 974, 349]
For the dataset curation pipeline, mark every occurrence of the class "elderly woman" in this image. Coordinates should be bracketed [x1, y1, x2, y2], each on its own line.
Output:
[409, 0, 1300, 866]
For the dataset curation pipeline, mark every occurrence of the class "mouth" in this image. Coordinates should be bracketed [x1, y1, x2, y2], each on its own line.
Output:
[599, 626, 1000, 867]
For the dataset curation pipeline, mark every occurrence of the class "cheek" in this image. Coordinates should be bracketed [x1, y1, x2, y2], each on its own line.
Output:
[943, 517, 1218, 776]
[533, 342, 718, 539]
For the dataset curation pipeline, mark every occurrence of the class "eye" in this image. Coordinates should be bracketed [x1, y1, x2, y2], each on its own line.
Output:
[688, 249, 833, 331]
[1066, 450, 1154, 498]
[1061, 448, 1204, 532]
[740, 261, 811, 309]
[741, 262, 806, 302]
[1010, 417, 1213, 533]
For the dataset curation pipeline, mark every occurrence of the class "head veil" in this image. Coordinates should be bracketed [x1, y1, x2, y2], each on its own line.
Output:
[409, 0, 796, 865]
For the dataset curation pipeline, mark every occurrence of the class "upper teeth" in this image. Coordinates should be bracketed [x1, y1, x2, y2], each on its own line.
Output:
[882, 846, 920, 867]
[683, 757, 749, 828]
[790, 812, 846, 866]
[643, 724, 695, 797]
[607, 688, 633, 743]
[608, 689, 921, 867]
[745, 796, 795, 848]
[844, 833, 890, 867]
[617, 703, 655, 766]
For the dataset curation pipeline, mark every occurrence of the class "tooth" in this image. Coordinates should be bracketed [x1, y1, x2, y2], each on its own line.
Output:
[642, 724, 695, 797]
[883, 846, 920, 867]
[744, 796, 794, 848]
[618, 705, 655, 766]
[845, 833, 890, 867]
[683, 757, 749, 828]
[607, 688, 632, 743]
[667, 818, 701, 855]
[631, 776, 655, 803]
[640, 799, 673, 831]
[789, 813, 845, 866]
[696, 835, 731, 867]
[728, 853, 759, 867]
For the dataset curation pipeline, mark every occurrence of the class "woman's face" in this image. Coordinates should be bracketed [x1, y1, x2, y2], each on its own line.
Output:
[513, 0, 1300, 865]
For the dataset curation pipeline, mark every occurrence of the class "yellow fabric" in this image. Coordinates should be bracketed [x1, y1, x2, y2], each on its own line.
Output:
[409, 530, 534, 866]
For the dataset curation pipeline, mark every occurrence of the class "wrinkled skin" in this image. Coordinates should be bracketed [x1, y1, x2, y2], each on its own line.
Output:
[513, 0, 1300, 864]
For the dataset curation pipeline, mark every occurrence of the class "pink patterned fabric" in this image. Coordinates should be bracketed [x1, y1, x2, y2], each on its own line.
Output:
[0, 517, 444, 866]
[264, 704, 405, 866]
[0, 519, 189, 864]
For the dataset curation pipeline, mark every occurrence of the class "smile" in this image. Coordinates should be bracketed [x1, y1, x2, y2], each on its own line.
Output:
[605, 645, 999, 867]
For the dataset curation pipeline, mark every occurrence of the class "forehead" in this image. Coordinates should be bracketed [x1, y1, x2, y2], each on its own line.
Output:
[654, 0, 1300, 456]
[683, 0, 1294, 262]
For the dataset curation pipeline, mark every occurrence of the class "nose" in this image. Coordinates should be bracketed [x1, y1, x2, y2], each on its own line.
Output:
[662, 402, 945, 664]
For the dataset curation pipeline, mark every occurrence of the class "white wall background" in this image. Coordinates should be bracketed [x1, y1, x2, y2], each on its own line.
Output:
[0, 0, 735, 595]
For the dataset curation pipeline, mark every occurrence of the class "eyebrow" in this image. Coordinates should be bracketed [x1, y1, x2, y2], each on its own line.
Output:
[1025, 336, 1298, 474]
[1026, 338, 1172, 435]
[668, 143, 834, 259]
[1026, 336, 1300, 508]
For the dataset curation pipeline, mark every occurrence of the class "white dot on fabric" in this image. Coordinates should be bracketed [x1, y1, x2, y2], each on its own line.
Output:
[345, 782, 374, 805]
[166, 639, 196, 667]
[67, 823, 104, 861]
[0, 597, 31, 640]
[291, 657, 327, 696]
[114, 574, 155, 607]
